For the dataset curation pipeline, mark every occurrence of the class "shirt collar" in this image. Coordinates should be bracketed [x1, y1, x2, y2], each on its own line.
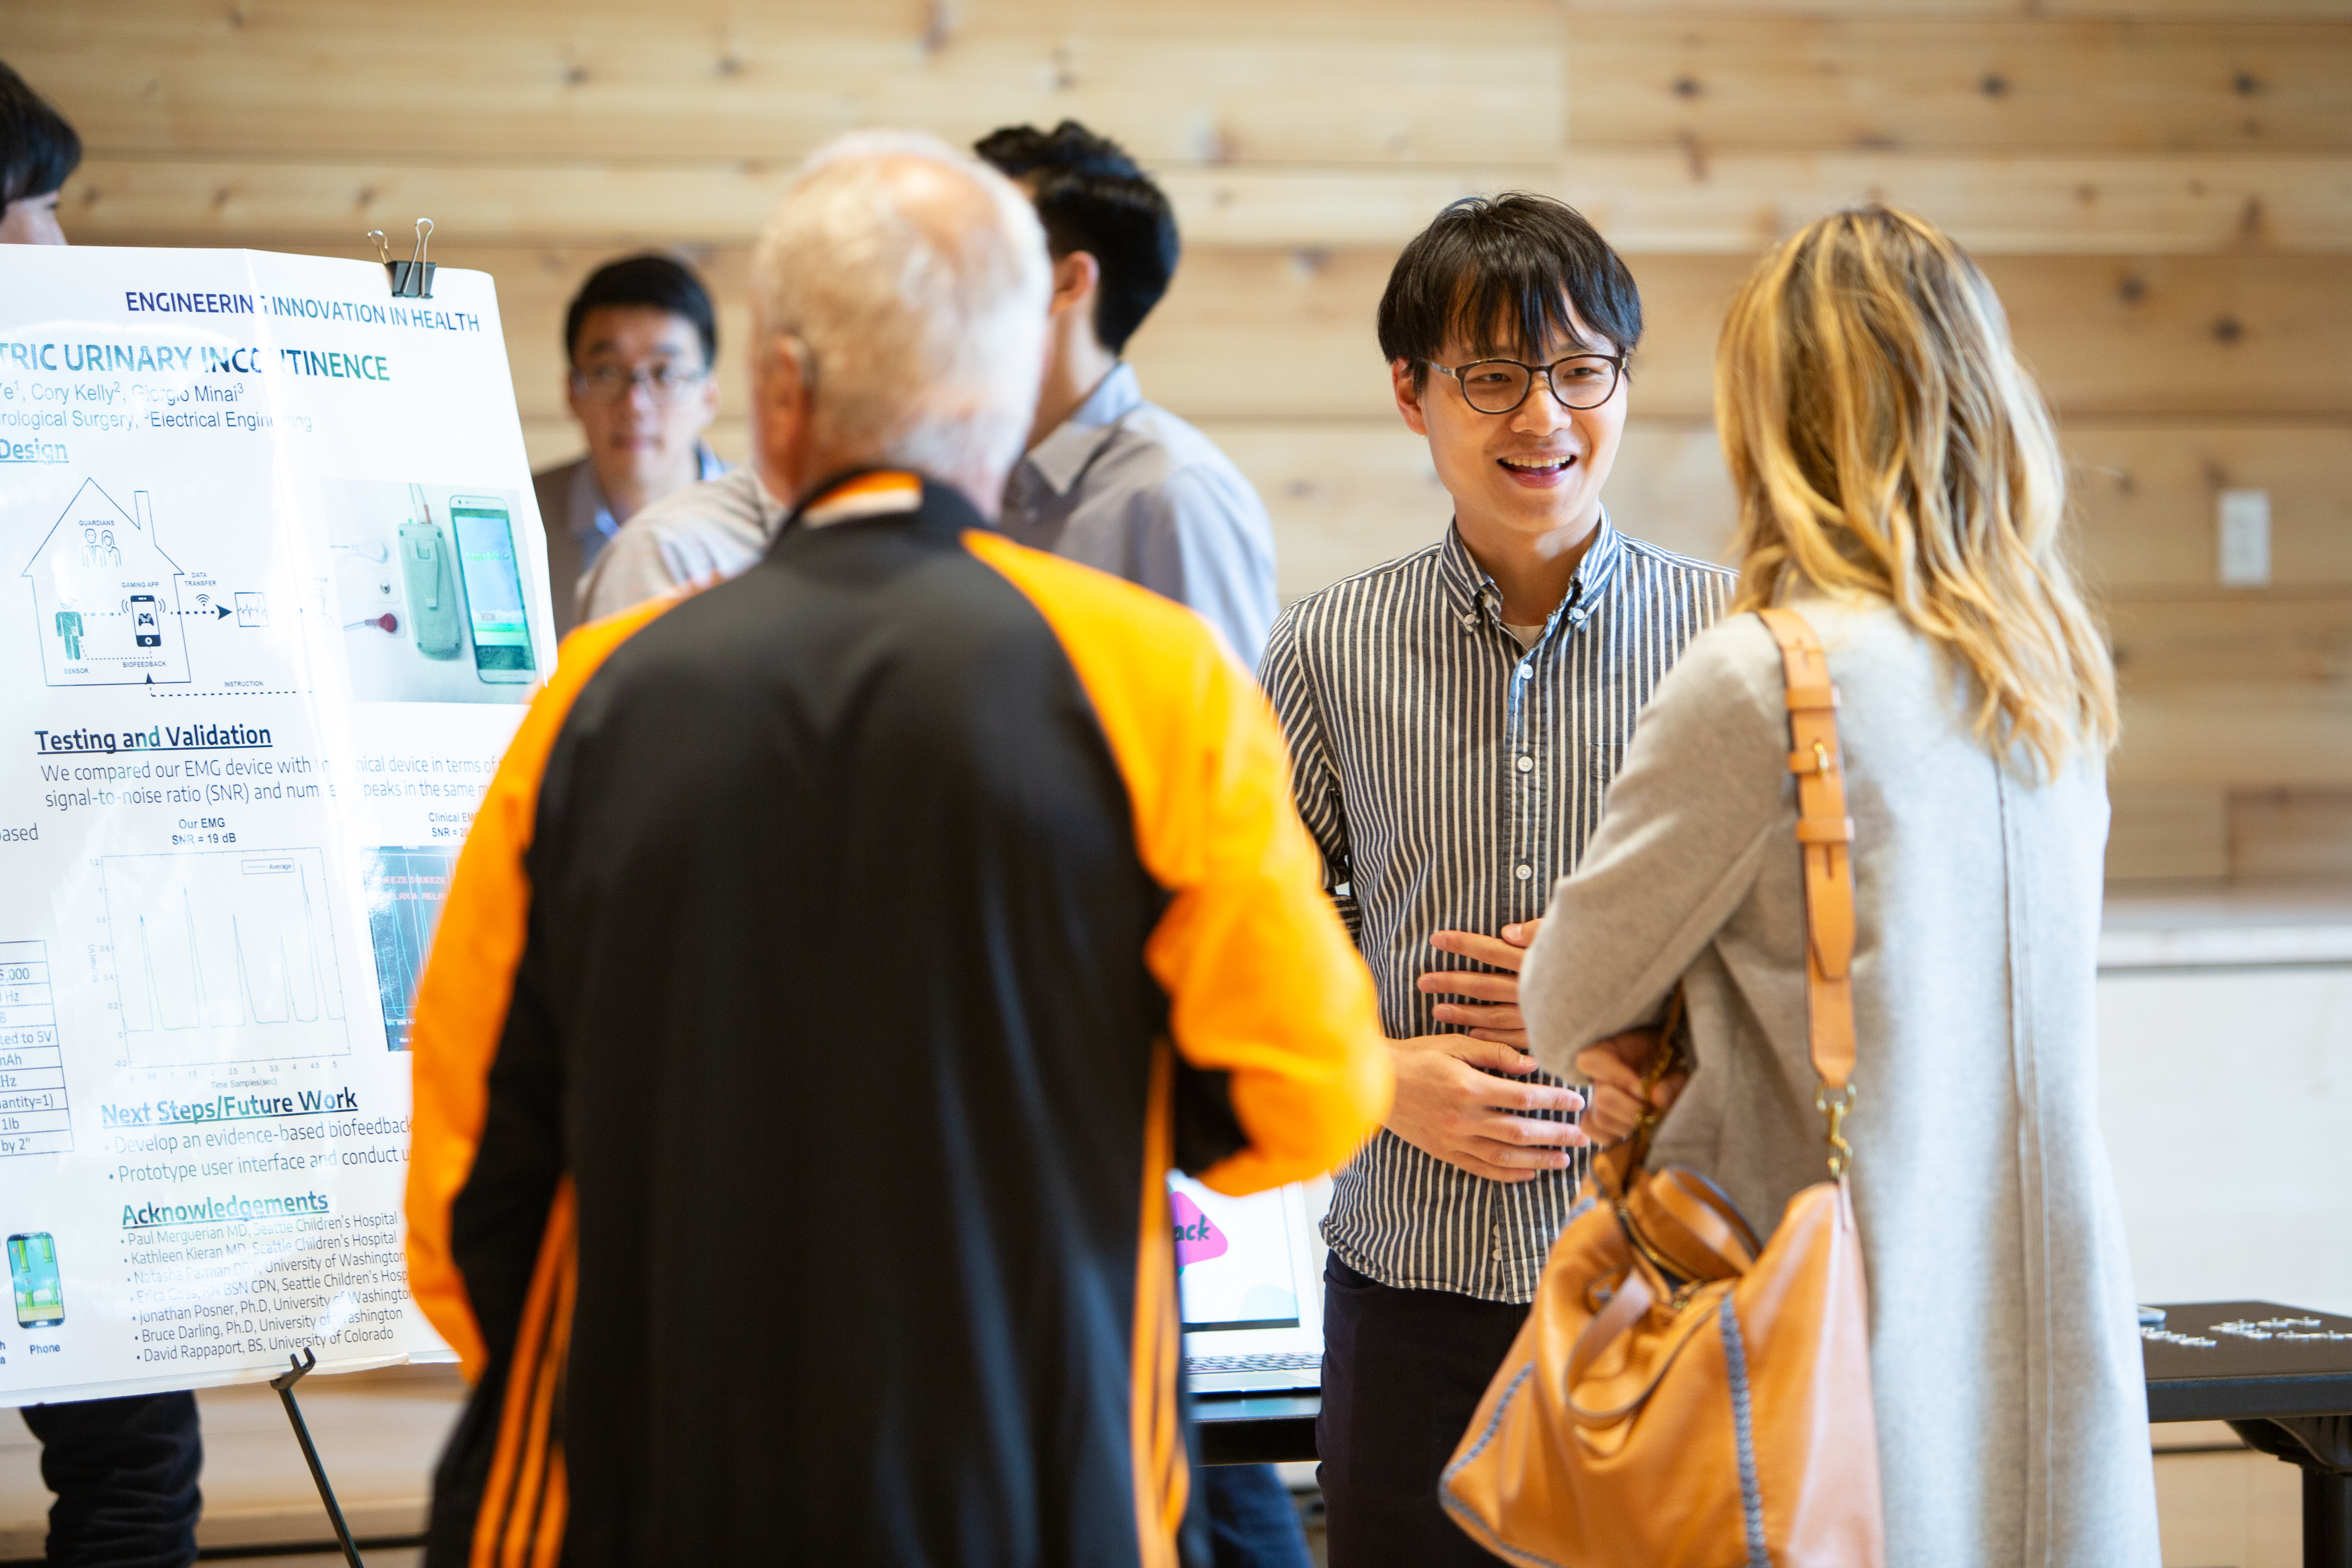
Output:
[797, 469, 924, 529]
[1020, 361, 1145, 497]
[566, 459, 616, 543]
[1439, 511, 1626, 636]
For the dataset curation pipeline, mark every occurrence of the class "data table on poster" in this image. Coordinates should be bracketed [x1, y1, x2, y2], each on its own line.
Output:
[0, 940, 74, 1158]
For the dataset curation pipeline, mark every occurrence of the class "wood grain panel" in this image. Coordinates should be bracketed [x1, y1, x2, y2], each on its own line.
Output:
[62, 153, 2352, 254]
[1564, 1, 2352, 17]
[2108, 594, 2352, 693]
[1560, 153, 2352, 254]
[2070, 423, 2352, 591]
[2228, 789, 2352, 881]
[9, 0, 1562, 167]
[2112, 688, 2352, 786]
[1612, 253, 2352, 420]
[1570, 16, 2352, 153]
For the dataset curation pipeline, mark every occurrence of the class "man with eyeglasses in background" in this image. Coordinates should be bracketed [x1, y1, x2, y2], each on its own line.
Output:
[1258, 194, 1730, 1566]
[531, 252, 726, 638]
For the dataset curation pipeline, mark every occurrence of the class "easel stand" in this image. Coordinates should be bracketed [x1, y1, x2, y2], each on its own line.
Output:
[270, 1348, 366, 1568]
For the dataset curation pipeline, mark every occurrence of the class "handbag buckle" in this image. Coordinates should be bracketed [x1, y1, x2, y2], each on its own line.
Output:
[1816, 1084, 1858, 1179]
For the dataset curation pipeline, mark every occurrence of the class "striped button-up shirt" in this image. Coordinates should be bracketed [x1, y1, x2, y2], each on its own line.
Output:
[1260, 518, 1731, 1302]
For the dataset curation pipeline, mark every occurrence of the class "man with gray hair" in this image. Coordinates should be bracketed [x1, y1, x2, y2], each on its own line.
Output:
[404, 132, 1391, 1567]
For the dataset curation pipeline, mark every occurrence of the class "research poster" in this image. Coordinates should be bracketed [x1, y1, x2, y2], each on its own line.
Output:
[0, 245, 553, 1405]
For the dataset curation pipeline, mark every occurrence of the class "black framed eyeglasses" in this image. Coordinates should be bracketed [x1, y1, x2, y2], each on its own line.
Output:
[1427, 353, 1625, 414]
[569, 361, 712, 407]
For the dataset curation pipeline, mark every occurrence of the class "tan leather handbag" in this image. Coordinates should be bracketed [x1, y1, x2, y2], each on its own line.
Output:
[1441, 607, 1885, 1568]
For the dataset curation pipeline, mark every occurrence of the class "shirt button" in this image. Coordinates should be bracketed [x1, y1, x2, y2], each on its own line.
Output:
[1515, 864, 1532, 881]
[1516, 755, 1534, 772]
[1516, 664, 1532, 680]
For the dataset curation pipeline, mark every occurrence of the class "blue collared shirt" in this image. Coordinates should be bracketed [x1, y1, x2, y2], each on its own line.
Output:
[999, 363, 1279, 666]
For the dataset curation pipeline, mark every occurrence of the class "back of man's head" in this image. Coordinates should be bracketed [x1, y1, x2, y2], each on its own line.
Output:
[754, 131, 1050, 508]
[564, 253, 719, 368]
[972, 121, 1177, 355]
[0, 61, 81, 211]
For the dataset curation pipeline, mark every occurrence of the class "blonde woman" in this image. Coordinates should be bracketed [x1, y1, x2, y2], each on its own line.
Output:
[1517, 206, 2161, 1564]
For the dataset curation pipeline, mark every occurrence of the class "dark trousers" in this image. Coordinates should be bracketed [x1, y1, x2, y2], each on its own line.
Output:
[1316, 1256, 1526, 1568]
[20, 1391, 203, 1568]
[1198, 1462, 1312, 1568]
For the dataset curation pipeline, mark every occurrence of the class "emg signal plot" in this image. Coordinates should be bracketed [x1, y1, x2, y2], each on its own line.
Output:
[100, 848, 351, 1066]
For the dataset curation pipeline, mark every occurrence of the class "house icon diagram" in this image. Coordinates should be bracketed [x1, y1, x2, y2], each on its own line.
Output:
[21, 479, 192, 687]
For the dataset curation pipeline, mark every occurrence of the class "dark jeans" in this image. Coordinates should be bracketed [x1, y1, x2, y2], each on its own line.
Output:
[1198, 1462, 1311, 1568]
[1316, 1256, 1526, 1568]
[20, 1391, 203, 1568]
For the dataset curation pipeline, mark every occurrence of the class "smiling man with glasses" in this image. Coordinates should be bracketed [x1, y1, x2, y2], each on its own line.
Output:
[1257, 193, 1731, 1566]
[530, 252, 727, 637]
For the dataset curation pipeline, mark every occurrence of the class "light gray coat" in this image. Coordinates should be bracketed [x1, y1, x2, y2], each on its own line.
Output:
[1521, 596, 2161, 1567]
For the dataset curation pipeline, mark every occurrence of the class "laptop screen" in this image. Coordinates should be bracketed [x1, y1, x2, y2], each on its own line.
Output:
[1173, 1175, 1320, 1335]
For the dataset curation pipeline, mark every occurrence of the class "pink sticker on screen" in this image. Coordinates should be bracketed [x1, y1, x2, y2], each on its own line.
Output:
[1171, 1190, 1229, 1267]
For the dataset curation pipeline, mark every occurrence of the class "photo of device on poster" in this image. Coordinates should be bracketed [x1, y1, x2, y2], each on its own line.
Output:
[449, 496, 536, 684]
[331, 481, 548, 704]
[9, 1231, 64, 1329]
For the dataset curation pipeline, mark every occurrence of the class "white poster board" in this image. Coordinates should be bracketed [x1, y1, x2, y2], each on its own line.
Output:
[0, 245, 551, 1405]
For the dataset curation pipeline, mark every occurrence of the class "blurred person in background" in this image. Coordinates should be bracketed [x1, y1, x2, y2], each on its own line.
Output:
[0, 62, 70, 245]
[975, 119, 1277, 667]
[406, 131, 1391, 1566]
[5, 61, 206, 1568]
[531, 252, 726, 637]
[1522, 205, 2161, 1567]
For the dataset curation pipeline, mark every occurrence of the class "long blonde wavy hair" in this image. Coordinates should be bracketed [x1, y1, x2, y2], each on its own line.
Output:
[1718, 205, 2118, 778]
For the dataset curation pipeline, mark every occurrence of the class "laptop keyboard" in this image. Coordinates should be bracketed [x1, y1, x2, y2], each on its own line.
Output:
[1182, 1352, 1323, 1375]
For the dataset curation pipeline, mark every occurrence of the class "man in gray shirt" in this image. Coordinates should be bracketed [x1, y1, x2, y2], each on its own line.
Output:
[977, 122, 1275, 663]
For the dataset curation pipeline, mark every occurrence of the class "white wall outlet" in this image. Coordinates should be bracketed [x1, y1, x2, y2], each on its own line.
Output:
[2217, 489, 2271, 587]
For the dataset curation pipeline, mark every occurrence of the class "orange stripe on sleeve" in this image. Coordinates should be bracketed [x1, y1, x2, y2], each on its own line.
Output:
[962, 531, 1393, 1197]
[404, 597, 675, 1378]
[471, 1180, 576, 1568]
[1129, 1044, 1185, 1568]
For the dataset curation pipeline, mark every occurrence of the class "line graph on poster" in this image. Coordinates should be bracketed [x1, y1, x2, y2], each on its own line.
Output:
[99, 848, 351, 1067]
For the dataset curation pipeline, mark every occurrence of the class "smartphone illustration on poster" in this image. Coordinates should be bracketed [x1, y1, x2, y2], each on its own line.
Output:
[129, 593, 161, 647]
[8, 1232, 64, 1328]
[449, 496, 535, 684]
[398, 519, 463, 659]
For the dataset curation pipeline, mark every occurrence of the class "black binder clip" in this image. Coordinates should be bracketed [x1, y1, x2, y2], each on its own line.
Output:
[373, 219, 436, 299]
[270, 1347, 368, 1566]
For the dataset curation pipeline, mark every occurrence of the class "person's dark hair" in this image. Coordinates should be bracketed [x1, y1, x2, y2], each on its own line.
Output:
[0, 62, 82, 212]
[971, 120, 1178, 355]
[563, 253, 718, 368]
[1377, 193, 1642, 392]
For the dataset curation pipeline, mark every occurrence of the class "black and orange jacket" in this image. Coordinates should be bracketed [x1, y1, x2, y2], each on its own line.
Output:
[403, 473, 1391, 1568]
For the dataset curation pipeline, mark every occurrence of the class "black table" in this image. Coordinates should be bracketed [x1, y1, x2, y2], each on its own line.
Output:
[1193, 1297, 2352, 1566]
[2145, 1300, 2352, 1568]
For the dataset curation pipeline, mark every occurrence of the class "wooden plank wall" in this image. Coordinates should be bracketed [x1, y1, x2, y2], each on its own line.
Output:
[12, 0, 2351, 884]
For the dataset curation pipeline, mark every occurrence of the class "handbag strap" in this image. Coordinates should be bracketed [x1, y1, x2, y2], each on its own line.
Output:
[1755, 608, 1861, 1179]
